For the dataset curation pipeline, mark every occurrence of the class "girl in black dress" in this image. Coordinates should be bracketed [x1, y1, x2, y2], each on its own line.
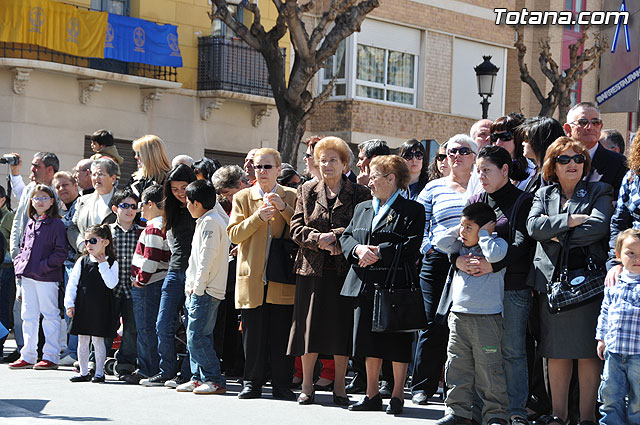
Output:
[65, 224, 119, 383]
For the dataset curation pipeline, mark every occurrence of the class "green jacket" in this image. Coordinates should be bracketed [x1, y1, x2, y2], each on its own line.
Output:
[0, 205, 15, 243]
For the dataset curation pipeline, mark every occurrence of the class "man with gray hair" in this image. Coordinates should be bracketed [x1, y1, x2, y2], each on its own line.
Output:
[470, 119, 492, 150]
[356, 139, 390, 185]
[73, 159, 94, 196]
[563, 101, 627, 194]
[600, 129, 626, 155]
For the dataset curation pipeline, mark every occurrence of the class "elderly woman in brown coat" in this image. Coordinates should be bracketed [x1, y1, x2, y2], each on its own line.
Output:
[288, 137, 371, 406]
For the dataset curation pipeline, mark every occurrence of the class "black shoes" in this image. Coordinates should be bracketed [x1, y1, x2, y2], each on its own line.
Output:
[348, 393, 383, 411]
[70, 374, 92, 383]
[412, 392, 429, 405]
[487, 419, 508, 425]
[379, 381, 393, 398]
[345, 374, 366, 394]
[91, 375, 105, 383]
[272, 387, 296, 401]
[332, 393, 350, 406]
[386, 397, 403, 414]
[238, 384, 262, 399]
[297, 391, 315, 405]
[435, 414, 473, 425]
[2, 349, 20, 363]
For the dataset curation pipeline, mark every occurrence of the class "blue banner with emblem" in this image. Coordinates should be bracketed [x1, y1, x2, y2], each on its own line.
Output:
[103, 14, 182, 67]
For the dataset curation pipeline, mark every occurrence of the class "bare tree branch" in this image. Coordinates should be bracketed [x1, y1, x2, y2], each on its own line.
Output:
[210, 0, 261, 50]
[515, 26, 546, 105]
[282, 1, 312, 60]
[316, 0, 379, 64]
[302, 77, 336, 123]
[309, 0, 358, 51]
[299, 0, 316, 14]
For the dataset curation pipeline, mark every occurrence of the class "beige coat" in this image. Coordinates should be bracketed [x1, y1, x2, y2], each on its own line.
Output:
[227, 184, 297, 309]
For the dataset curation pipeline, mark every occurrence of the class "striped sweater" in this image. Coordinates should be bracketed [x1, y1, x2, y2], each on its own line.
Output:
[131, 216, 171, 286]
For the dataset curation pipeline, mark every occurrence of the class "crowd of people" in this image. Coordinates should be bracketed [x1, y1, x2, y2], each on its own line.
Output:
[0, 101, 638, 425]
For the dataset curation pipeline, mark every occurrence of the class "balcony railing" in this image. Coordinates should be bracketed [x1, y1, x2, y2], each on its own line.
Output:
[197, 36, 273, 97]
[0, 42, 178, 82]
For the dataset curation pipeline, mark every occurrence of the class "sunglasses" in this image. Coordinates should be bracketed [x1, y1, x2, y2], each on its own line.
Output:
[137, 201, 149, 209]
[32, 196, 51, 202]
[571, 118, 603, 127]
[555, 154, 586, 165]
[403, 151, 424, 161]
[490, 132, 514, 143]
[447, 147, 473, 157]
[84, 237, 102, 245]
[435, 154, 447, 161]
[117, 203, 138, 210]
[254, 164, 274, 170]
[304, 153, 313, 159]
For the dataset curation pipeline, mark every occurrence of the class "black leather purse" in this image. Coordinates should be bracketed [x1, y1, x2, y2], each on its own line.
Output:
[266, 224, 298, 285]
[547, 230, 606, 313]
[372, 241, 427, 333]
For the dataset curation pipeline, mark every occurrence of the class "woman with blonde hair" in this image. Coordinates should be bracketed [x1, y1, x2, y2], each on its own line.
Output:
[127, 135, 171, 198]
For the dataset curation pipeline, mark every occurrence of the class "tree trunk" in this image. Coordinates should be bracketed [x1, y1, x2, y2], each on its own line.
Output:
[278, 108, 306, 166]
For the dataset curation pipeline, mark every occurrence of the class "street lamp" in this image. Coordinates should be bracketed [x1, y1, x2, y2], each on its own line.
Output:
[474, 55, 499, 119]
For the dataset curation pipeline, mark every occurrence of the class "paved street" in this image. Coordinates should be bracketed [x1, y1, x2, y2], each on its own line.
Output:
[0, 340, 447, 425]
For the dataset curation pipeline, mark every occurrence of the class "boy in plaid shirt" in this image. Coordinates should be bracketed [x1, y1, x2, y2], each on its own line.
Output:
[107, 188, 142, 379]
[596, 228, 640, 424]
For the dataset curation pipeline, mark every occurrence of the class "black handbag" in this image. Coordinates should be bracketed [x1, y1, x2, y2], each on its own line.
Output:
[266, 224, 298, 285]
[547, 230, 606, 313]
[372, 241, 427, 333]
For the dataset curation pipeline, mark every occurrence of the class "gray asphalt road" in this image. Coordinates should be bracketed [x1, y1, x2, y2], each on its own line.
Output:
[0, 340, 447, 425]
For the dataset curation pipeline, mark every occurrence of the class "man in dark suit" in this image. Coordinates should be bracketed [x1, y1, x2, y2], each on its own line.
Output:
[563, 101, 627, 195]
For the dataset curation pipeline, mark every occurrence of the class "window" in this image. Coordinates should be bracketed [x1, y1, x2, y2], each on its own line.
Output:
[91, 0, 129, 15]
[319, 40, 347, 97]
[564, 0, 586, 32]
[355, 44, 416, 106]
[211, 5, 244, 38]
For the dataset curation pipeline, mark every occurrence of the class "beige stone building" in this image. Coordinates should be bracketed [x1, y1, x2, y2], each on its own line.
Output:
[0, 0, 288, 185]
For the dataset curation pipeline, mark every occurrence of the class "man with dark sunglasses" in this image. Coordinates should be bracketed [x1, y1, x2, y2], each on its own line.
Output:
[563, 102, 627, 194]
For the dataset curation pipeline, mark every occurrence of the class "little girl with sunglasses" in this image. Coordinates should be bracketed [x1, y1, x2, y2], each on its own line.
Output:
[64, 224, 119, 383]
[9, 185, 67, 370]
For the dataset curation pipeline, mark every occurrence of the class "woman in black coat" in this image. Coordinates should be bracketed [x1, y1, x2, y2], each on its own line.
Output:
[340, 155, 425, 415]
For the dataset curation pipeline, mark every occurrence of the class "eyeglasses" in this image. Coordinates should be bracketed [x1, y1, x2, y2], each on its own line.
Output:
[31, 196, 51, 202]
[117, 203, 138, 210]
[571, 118, 603, 127]
[555, 154, 586, 165]
[84, 237, 102, 245]
[369, 173, 391, 181]
[490, 132, 514, 143]
[304, 153, 313, 159]
[447, 147, 473, 157]
[435, 154, 447, 161]
[403, 151, 424, 161]
[254, 164, 274, 170]
[138, 201, 149, 209]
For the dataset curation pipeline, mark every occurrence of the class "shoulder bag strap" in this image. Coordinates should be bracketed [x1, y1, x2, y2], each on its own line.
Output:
[385, 242, 403, 288]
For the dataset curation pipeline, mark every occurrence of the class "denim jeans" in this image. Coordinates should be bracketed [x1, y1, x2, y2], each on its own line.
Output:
[502, 289, 532, 418]
[156, 271, 190, 378]
[186, 292, 224, 386]
[131, 281, 162, 378]
[113, 296, 138, 375]
[0, 253, 15, 335]
[598, 350, 640, 425]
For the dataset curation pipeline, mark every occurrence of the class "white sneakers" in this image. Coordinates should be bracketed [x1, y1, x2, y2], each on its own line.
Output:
[176, 380, 201, 392]
[176, 380, 226, 394]
[193, 382, 226, 395]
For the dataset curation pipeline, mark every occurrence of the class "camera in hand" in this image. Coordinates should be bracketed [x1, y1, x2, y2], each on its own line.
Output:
[0, 154, 18, 166]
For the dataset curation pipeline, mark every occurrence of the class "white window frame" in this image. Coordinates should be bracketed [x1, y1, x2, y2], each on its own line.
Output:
[318, 38, 350, 99]
[354, 43, 418, 107]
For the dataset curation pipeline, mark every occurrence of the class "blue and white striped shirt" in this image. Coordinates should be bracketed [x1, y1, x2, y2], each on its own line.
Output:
[596, 270, 640, 355]
[417, 178, 469, 254]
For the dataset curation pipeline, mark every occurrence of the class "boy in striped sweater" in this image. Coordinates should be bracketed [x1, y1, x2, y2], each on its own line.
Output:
[128, 184, 170, 384]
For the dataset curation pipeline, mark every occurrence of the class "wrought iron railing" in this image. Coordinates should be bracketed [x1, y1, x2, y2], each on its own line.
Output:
[0, 42, 178, 82]
[197, 36, 273, 97]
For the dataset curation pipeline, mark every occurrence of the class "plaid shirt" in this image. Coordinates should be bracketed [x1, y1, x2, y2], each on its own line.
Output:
[596, 271, 640, 355]
[109, 222, 142, 299]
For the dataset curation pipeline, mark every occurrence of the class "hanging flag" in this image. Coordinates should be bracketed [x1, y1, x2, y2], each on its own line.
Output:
[0, 0, 107, 58]
[104, 14, 182, 67]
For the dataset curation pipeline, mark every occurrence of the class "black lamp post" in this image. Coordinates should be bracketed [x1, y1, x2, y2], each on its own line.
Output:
[474, 56, 499, 119]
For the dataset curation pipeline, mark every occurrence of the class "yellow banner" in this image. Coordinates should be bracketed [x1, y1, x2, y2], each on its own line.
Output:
[0, 0, 107, 58]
